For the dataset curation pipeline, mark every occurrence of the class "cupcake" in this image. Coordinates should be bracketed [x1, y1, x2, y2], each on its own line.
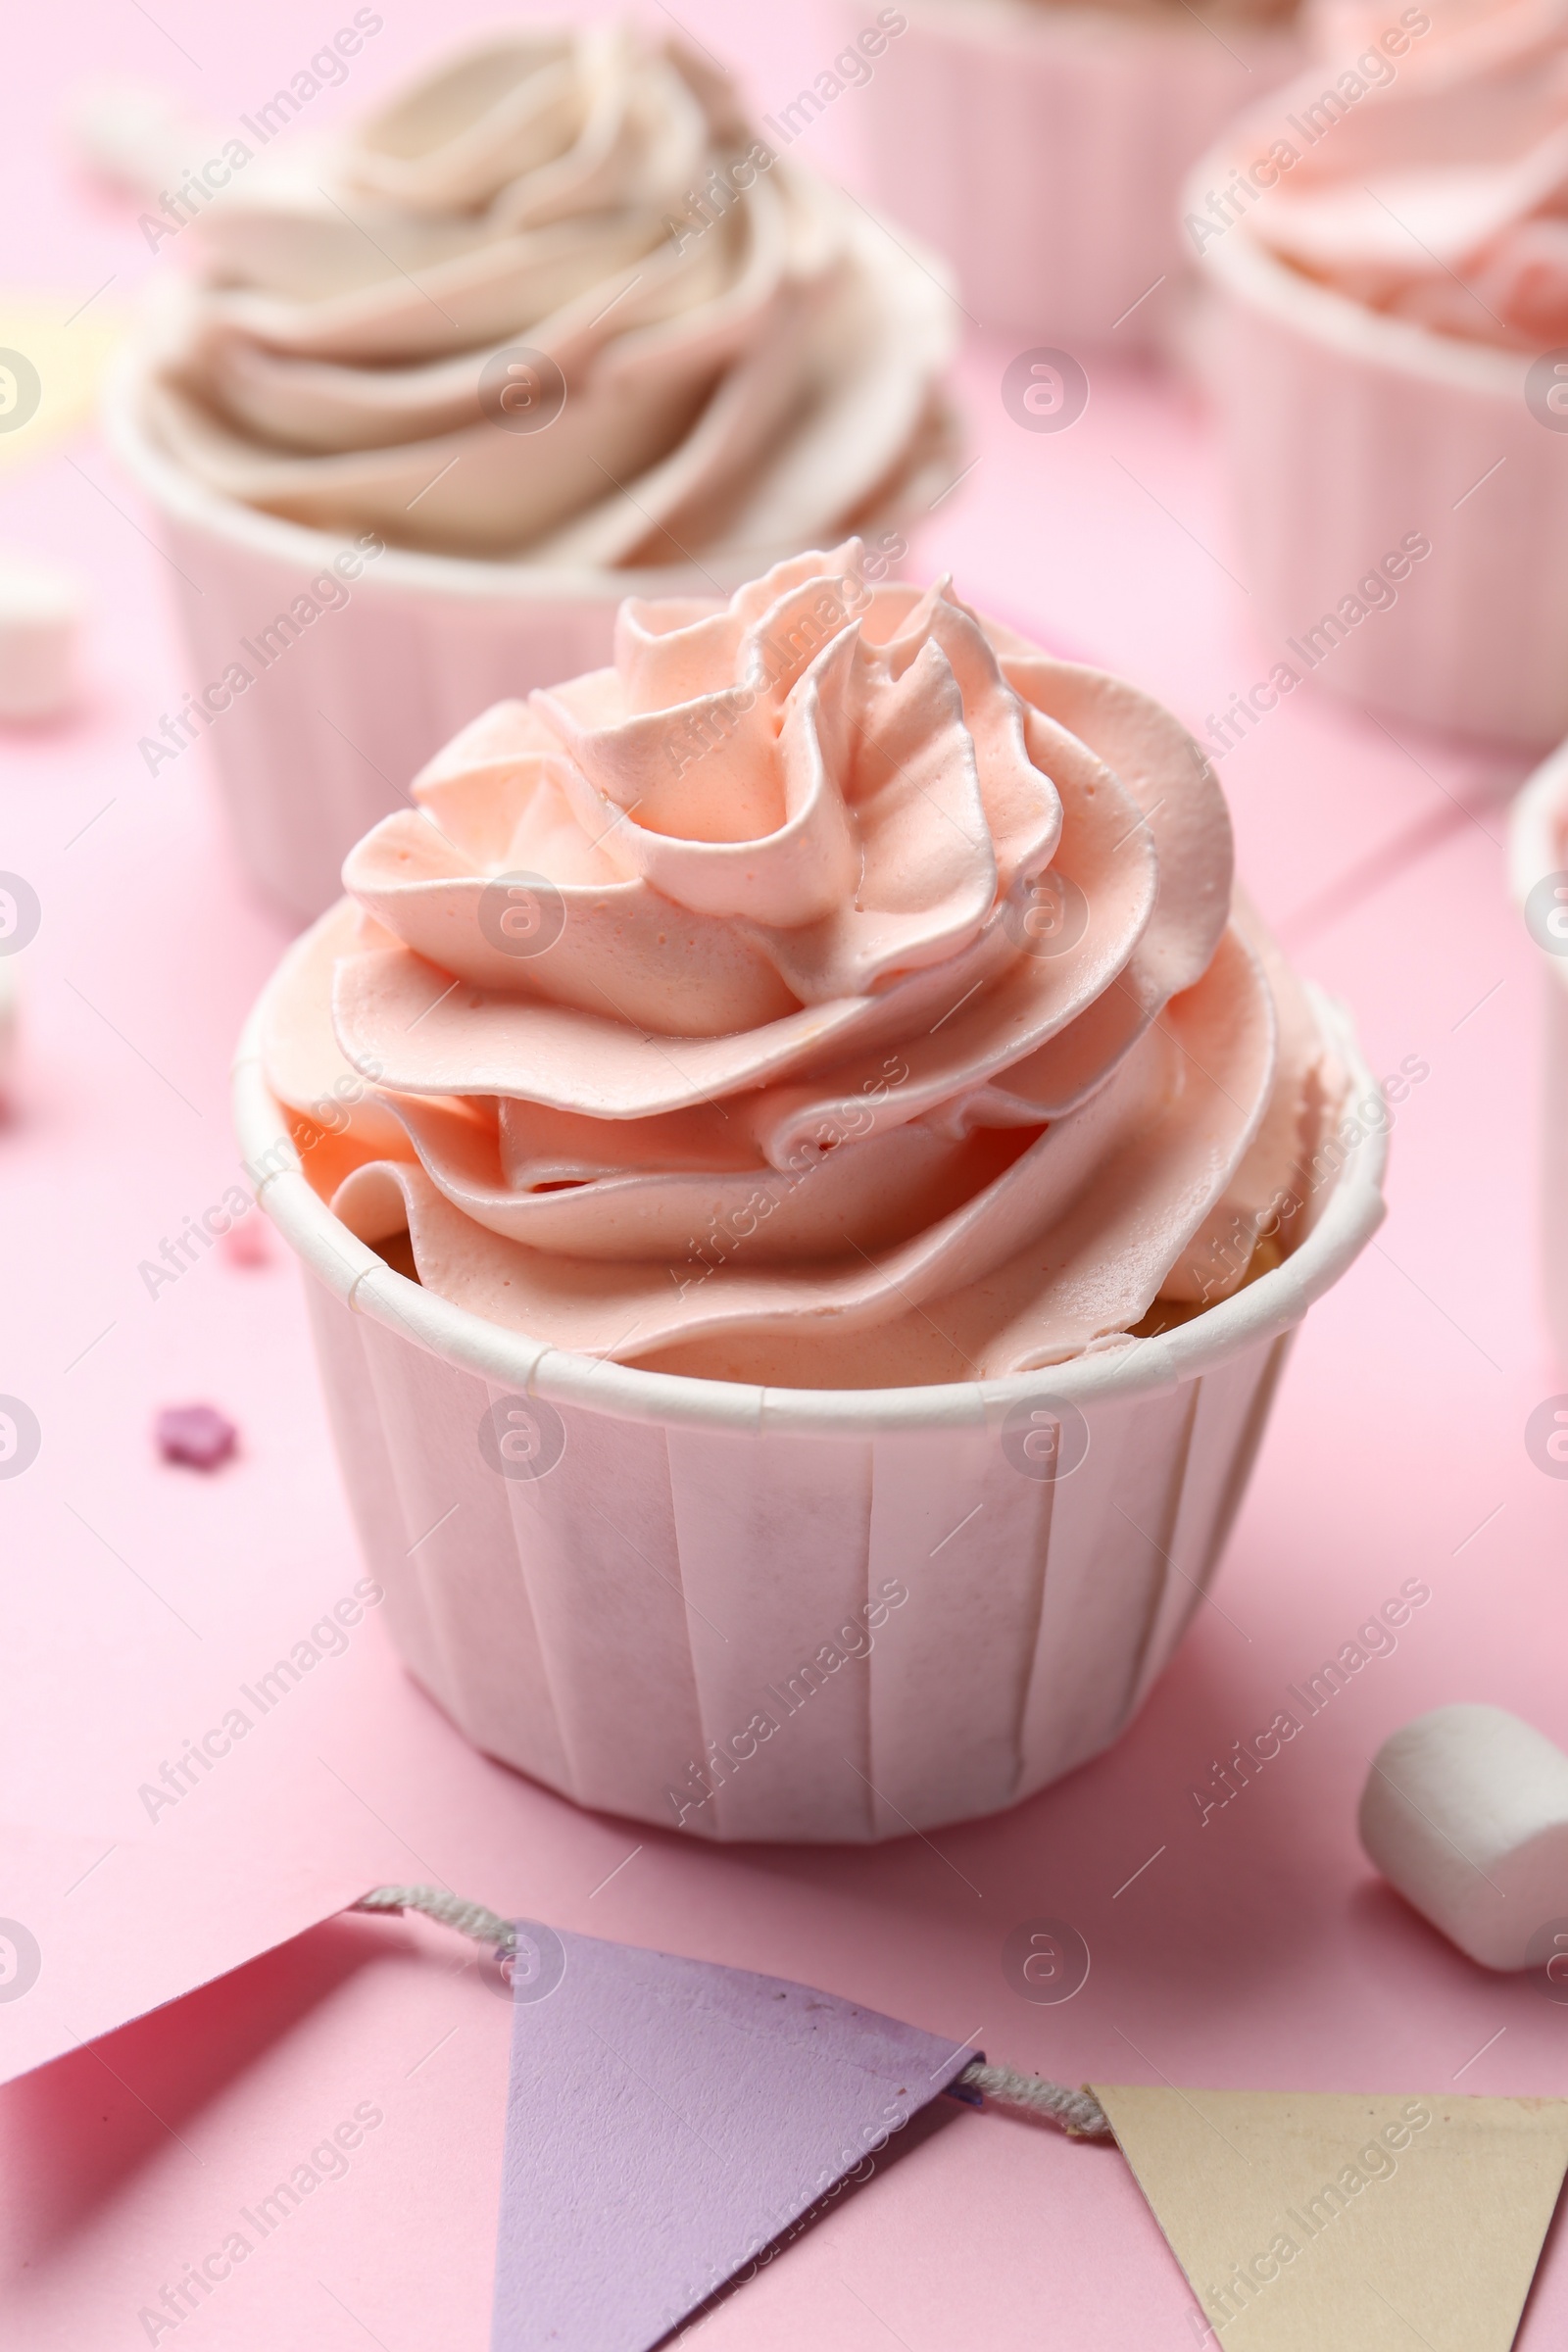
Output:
[1508, 736, 1568, 1363]
[107, 24, 956, 923]
[847, 0, 1303, 350]
[1188, 8, 1568, 746]
[235, 544, 1386, 1840]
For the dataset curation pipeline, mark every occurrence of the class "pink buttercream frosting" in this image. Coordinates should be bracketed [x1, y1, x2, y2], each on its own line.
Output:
[260, 546, 1342, 1387]
[1245, 5, 1568, 349]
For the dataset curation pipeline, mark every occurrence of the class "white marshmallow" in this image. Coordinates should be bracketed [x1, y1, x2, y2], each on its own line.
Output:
[0, 553, 83, 722]
[1359, 1703, 1568, 1970]
[69, 81, 215, 200]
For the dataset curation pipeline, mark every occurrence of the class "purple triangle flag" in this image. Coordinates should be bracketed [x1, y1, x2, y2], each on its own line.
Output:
[490, 1926, 973, 2350]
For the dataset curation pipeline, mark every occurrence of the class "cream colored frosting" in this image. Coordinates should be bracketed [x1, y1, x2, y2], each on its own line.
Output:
[140, 25, 954, 561]
[260, 545, 1342, 1388]
[1248, 9, 1568, 348]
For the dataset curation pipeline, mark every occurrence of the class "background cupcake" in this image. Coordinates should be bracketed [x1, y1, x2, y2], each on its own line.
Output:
[848, 0, 1303, 351]
[236, 544, 1386, 1840]
[1188, 6, 1568, 745]
[107, 23, 956, 922]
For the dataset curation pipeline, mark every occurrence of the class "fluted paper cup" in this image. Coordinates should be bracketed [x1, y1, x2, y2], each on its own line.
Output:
[850, 0, 1301, 348]
[1189, 83, 1568, 749]
[233, 982, 1386, 1843]
[1509, 740, 1568, 1361]
[105, 346, 937, 931]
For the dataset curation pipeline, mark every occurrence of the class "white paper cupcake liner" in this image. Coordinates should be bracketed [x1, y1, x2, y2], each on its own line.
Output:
[1189, 84, 1568, 749]
[850, 0, 1302, 348]
[1509, 740, 1568, 1361]
[233, 986, 1386, 1843]
[105, 351, 935, 930]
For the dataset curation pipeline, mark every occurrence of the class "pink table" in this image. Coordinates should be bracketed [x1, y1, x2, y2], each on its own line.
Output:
[2, 5, 1563, 2346]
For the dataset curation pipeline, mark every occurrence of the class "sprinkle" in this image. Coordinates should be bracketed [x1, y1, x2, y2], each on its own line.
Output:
[156, 1402, 237, 1470]
[220, 1215, 270, 1268]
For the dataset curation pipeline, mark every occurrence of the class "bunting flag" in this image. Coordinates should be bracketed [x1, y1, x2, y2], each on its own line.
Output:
[15, 1872, 1565, 2352]
[1094, 2083, 1568, 2352]
[0, 295, 122, 476]
[489, 1926, 974, 2352]
[371, 1897, 1567, 2352]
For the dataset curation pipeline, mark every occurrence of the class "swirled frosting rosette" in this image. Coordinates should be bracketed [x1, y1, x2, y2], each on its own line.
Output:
[262, 544, 1343, 1387]
[1245, 5, 1568, 350]
[139, 24, 953, 560]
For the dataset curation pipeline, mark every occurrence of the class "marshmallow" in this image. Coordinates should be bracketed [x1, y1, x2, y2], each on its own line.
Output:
[68, 81, 215, 199]
[0, 553, 83, 721]
[1359, 1703, 1568, 1970]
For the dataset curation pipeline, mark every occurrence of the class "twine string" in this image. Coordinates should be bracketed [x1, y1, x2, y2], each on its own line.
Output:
[352, 1885, 1112, 2141]
[352, 1882, 516, 1956]
[956, 2060, 1111, 2137]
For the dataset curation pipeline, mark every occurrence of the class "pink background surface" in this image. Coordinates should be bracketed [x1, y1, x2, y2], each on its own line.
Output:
[1, 5, 1564, 2346]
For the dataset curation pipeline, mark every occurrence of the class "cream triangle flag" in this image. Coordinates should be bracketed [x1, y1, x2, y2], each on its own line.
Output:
[0, 295, 122, 476]
[1093, 2084, 1568, 2352]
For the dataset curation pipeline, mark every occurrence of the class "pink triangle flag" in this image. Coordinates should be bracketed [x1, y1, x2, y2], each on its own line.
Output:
[490, 1925, 973, 2351]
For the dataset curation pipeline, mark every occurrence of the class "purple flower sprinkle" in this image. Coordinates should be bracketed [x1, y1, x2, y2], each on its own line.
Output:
[156, 1403, 237, 1471]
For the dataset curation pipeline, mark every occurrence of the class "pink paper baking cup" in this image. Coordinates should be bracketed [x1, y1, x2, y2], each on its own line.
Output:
[849, 0, 1301, 348]
[1189, 89, 1568, 749]
[104, 351, 934, 931]
[1508, 741, 1568, 1362]
[232, 986, 1386, 1843]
